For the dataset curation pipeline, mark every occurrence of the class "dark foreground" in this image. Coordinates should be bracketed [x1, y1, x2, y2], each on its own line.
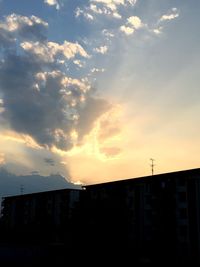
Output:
[0, 242, 199, 266]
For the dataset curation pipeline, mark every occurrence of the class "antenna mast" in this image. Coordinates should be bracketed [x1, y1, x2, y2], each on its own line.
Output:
[150, 158, 155, 176]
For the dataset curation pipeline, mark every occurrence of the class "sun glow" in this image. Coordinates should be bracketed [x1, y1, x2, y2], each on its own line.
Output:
[53, 104, 124, 161]
[0, 131, 42, 149]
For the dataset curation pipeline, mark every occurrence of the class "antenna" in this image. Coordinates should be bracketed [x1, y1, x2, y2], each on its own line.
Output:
[150, 158, 155, 176]
[20, 184, 24, 195]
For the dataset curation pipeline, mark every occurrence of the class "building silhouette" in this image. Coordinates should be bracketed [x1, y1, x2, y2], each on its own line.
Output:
[1, 168, 200, 264]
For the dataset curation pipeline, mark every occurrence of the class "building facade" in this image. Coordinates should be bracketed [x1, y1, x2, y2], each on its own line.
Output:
[1, 168, 200, 264]
[0, 188, 81, 244]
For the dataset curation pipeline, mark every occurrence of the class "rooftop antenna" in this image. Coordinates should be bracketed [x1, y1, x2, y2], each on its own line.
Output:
[20, 184, 24, 195]
[150, 158, 155, 176]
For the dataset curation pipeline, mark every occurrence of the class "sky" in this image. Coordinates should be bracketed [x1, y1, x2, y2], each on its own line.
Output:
[0, 0, 200, 185]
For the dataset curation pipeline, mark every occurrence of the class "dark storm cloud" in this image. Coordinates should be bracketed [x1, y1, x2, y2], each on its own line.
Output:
[0, 13, 111, 151]
[0, 56, 77, 150]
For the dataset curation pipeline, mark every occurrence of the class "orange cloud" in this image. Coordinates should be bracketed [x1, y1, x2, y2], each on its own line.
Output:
[0, 130, 42, 149]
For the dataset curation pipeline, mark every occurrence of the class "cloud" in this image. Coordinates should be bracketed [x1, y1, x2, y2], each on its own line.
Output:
[1, 14, 48, 32]
[0, 130, 42, 150]
[0, 98, 4, 113]
[90, 4, 104, 14]
[76, 0, 137, 20]
[0, 14, 112, 152]
[75, 8, 94, 21]
[152, 8, 179, 35]
[159, 8, 179, 22]
[100, 146, 121, 157]
[75, 7, 82, 18]
[89, 3, 121, 19]
[90, 0, 137, 10]
[127, 0, 137, 4]
[98, 124, 121, 141]
[94, 45, 108, 54]
[44, 157, 55, 166]
[102, 29, 115, 39]
[120, 25, 134, 35]
[91, 68, 105, 73]
[97, 105, 122, 142]
[0, 61, 109, 151]
[0, 27, 15, 48]
[85, 13, 94, 20]
[91, 0, 121, 11]
[91, 105, 123, 160]
[73, 59, 84, 68]
[77, 97, 111, 141]
[120, 15, 144, 35]
[152, 26, 163, 35]
[0, 153, 5, 165]
[21, 40, 89, 62]
[127, 16, 143, 29]
[0, 14, 48, 42]
[44, 0, 60, 10]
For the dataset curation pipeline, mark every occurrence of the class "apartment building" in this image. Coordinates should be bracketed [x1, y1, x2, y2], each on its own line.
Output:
[1, 168, 200, 264]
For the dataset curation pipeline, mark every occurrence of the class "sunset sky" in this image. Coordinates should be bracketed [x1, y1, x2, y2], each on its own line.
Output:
[0, 0, 200, 185]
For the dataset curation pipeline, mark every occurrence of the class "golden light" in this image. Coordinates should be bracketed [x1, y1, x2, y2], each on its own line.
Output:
[0, 130, 42, 149]
[70, 130, 78, 142]
[54, 104, 124, 161]
[0, 153, 5, 165]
